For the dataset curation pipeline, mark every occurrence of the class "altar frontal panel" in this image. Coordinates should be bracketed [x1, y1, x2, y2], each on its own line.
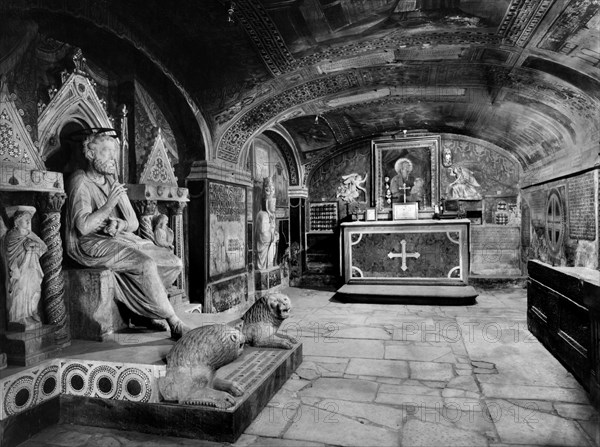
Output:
[342, 220, 470, 285]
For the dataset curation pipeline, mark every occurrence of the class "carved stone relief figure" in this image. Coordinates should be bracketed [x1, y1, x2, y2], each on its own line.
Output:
[255, 177, 279, 270]
[0, 206, 47, 330]
[153, 213, 174, 250]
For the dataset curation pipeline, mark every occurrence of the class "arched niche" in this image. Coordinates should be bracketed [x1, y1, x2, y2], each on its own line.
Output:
[38, 73, 114, 173]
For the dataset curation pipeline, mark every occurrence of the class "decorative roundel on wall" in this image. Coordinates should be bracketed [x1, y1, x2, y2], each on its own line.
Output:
[4, 376, 34, 416]
[88, 365, 118, 399]
[61, 363, 90, 396]
[33, 365, 59, 402]
[116, 367, 152, 402]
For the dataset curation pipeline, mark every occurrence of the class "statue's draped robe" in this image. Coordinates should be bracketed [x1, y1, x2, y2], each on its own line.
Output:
[1, 229, 47, 323]
[66, 170, 182, 319]
[255, 210, 276, 270]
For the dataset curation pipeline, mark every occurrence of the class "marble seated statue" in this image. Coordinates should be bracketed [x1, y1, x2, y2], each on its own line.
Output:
[0, 206, 47, 331]
[255, 176, 279, 271]
[64, 133, 190, 339]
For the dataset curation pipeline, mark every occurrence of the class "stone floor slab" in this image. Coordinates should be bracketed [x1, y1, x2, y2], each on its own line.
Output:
[487, 399, 592, 446]
[345, 358, 409, 379]
[298, 337, 385, 359]
[409, 361, 455, 381]
[283, 404, 400, 447]
[481, 383, 590, 404]
[385, 344, 456, 362]
[298, 377, 379, 402]
[401, 418, 488, 446]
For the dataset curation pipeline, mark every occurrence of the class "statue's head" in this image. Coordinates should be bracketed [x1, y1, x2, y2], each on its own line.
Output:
[13, 210, 33, 234]
[262, 177, 276, 213]
[153, 213, 168, 229]
[83, 134, 118, 176]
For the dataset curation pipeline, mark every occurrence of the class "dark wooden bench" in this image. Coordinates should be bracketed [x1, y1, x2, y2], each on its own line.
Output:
[527, 260, 600, 409]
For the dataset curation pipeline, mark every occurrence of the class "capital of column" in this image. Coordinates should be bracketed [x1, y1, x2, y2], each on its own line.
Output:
[167, 201, 187, 215]
[132, 199, 158, 217]
[36, 192, 67, 214]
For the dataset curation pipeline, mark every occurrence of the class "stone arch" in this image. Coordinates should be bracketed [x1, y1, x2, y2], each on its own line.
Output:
[262, 129, 301, 187]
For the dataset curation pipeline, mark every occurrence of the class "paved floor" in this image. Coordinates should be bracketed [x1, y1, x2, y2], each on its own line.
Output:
[20, 286, 600, 447]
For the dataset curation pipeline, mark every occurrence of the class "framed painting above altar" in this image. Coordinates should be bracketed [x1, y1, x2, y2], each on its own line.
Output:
[372, 136, 440, 212]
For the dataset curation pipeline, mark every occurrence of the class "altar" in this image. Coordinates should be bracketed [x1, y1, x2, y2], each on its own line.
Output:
[337, 219, 478, 302]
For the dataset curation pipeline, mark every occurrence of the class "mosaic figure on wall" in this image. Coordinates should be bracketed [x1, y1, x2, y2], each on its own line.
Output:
[0, 206, 47, 330]
[336, 173, 367, 203]
[65, 133, 189, 339]
[445, 165, 482, 200]
[255, 177, 278, 270]
[153, 213, 174, 250]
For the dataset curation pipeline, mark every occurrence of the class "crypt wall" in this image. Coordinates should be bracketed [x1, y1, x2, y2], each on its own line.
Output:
[304, 132, 524, 277]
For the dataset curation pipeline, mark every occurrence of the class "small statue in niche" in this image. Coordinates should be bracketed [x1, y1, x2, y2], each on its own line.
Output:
[255, 177, 279, 270]
[0, 206, 48, 330]
[158, 324, 245, 408]
[153, 213, 174, 250]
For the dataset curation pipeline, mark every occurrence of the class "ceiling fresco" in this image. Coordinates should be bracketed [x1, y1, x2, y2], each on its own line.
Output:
[0, 0, 598, 178]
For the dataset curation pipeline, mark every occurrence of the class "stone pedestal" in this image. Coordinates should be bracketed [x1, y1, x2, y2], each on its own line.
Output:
[64, 269, 127, 341]
[60, 343, 302, 443]
[254, 266, 282, 298]
[1, 325, 60, 366]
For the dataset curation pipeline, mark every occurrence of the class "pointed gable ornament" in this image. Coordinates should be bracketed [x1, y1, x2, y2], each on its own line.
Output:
[139, 128, 178, 186]
[0, 75, 45, 170]
[37, 72, 113, 160]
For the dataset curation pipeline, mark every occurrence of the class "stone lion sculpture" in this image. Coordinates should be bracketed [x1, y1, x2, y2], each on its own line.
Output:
[242, 292, 297, 349]
[158, 324, 245, 408]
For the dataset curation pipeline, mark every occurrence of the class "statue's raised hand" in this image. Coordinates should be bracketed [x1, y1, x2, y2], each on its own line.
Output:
[106, 182, 127, 209]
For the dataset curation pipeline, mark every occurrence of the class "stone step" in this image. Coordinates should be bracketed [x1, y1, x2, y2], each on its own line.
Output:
[470, 275, 527, 289]
[1, 324, 62, 366]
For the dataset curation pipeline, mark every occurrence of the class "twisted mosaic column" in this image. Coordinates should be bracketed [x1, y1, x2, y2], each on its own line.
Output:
[37, 192, 70, 346]
[132, 200, 157, 242]
[168, 201, 187, 291]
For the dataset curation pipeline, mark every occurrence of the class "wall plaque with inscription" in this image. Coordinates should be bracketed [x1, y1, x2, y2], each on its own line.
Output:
[209, 182, 246, 278]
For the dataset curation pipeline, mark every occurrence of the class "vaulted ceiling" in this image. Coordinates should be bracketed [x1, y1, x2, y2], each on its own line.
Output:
[1, 0, 599, 183]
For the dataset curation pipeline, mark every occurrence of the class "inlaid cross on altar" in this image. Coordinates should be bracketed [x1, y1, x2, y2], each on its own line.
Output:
[387, 239, 420, 271]
[399, 183, 411, 203]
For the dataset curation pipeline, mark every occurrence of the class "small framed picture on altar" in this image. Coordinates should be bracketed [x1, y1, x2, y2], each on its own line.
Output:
[365, 208, 377, 221]
[393, 202, 419, 220]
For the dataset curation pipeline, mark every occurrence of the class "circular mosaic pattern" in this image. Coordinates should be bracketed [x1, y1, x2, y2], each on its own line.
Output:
[116, 368, 152, 402]
[15, 388, 30, 407]
[33, 365, 59, 402]
[71, 375, 84, 391]
[43, 377, 57, 395]
[126, 379, 142, 397]
[88, 365, 117, 398]
[98, 377, 113, 394]
[61, 363, 89, 396]
[4, 376, 34, 416]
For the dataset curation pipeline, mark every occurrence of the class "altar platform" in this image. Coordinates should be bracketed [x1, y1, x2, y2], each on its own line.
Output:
[0, 310, 302, 447]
